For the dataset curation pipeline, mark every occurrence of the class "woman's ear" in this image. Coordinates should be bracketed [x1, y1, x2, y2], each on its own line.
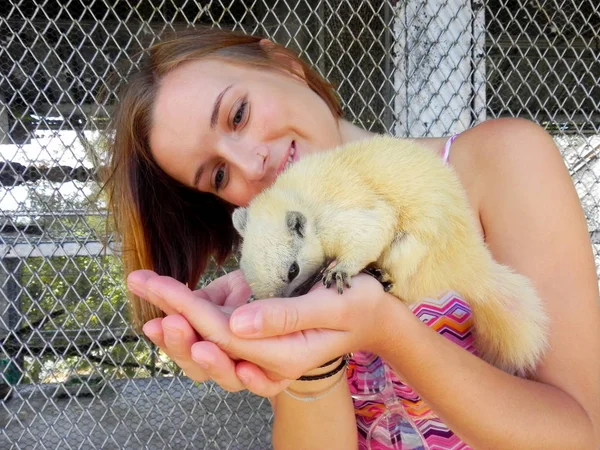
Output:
[258, 38, 307, 84]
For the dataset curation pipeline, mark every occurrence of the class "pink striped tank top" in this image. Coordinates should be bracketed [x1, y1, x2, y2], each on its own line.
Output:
[347, 134, 472, 449]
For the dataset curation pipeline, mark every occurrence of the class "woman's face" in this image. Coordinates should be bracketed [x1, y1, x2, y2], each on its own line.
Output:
[149, 57, 342, 207]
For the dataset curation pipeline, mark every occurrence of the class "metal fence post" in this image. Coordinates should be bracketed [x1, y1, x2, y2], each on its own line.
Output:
[392, 0, 487, 137]
[0, 95, 9, 146]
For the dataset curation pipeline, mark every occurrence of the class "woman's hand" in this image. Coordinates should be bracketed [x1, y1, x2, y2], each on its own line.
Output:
[128, 269, 290, 396]
[127, 268, 393, 392]
[228, 273, 391, 359]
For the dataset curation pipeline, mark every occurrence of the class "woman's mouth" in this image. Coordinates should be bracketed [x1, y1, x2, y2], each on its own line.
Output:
[279, 141, 297, 174]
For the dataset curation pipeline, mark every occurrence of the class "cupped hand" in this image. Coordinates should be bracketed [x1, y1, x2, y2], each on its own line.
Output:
[128, 268, 391, 390]
[128, 269, 291, 397]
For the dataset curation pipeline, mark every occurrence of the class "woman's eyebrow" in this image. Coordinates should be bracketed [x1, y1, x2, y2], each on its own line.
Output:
[192, 163, 204, 188]
[210, 84, 233, 129]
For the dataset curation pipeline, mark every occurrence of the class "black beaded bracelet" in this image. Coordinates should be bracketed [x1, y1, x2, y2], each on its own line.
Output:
[318, 357, 341, 368]
[296, 354, 348, 381]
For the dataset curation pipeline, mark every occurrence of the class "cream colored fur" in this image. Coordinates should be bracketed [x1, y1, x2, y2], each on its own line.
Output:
[233, 135, 549, 377]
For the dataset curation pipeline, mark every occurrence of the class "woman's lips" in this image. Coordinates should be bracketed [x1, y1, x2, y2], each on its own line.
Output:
[277, 140, 297, 175]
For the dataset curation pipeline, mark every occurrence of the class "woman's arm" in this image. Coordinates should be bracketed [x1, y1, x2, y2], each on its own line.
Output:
[269, 358, 358, 450]
[379, 300, 598, 449]
[374, 118, 600, 449]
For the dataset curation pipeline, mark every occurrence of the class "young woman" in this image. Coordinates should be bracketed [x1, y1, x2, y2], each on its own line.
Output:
[104, 27, 600, 449]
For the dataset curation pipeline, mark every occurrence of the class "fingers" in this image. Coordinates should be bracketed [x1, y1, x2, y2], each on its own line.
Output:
[224, 271, 254, 308]
[128, 270, 188, 315]
[195, 270, 252, 308]
[187, 343, 291, 396]
[130, 270, 297, 395]
[190, 341, 245, 392]
[142, 318, 167, 348]
[143, 315, 247, 392]
[191, 271, 235, 305]
[229, 286, 347, 338]
[161, 315, 200, 362]
[128, 269, 352, 385]
[235, 361, 291, 398]
[229, 274, 385, 339]
[142, 315, 209, 383]
[129, 271, 230, 346]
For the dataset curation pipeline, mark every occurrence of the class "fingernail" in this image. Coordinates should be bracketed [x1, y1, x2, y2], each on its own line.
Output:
[196, 360, 210, 370]
[231, 311, 262, 335]
[142, 323, 152, 336]
[191, 352, 210, 370]
[141, 324, 156, 342]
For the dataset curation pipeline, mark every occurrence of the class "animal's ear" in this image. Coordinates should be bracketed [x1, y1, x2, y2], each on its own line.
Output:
[286, 211, 306, 237]
[232, 207, 248, 237]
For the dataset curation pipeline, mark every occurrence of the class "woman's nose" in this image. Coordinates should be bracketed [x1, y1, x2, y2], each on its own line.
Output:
[219, 141, 269, 182]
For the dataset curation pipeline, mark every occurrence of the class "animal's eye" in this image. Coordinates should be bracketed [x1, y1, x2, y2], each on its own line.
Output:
[288, 262, 299, 282]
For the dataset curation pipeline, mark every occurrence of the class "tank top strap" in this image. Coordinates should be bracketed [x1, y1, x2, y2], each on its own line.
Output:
[442, 133, 460, 165]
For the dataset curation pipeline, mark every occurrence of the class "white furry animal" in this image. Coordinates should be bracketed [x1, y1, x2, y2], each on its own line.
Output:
[231, 135, 549, 376]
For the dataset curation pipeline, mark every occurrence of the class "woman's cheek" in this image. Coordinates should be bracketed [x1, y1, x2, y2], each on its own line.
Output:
[228, 182, 263, 207]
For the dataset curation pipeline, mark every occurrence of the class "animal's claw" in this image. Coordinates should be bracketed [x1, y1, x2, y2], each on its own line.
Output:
[323, 268, 352, 294]
[362, 265, 384, 280]
[362, 265, 394, 292]
[381, 282, 394, 292]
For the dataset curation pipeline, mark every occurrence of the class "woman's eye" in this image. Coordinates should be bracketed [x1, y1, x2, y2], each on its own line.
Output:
[214, 166, 227, 191]
[288, 262, 299, 282]
[232, 99, 248, 129]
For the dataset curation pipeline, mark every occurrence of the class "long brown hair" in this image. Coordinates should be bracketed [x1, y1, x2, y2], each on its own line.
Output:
[100, 26, 343, 332]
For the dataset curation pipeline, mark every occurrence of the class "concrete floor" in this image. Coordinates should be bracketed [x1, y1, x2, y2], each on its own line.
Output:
[0, 376, 273, 449]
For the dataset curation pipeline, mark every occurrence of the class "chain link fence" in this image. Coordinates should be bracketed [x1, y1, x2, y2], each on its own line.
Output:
[0, 0, 598, 448]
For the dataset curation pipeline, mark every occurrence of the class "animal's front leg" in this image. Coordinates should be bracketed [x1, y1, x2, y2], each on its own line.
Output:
[324, 254, 392, 294]
[321, 205, 396, 294]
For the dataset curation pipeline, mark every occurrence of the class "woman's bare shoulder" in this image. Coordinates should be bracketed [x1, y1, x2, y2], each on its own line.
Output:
[441, 117, 573, 214]
[456, 117, 600, 430]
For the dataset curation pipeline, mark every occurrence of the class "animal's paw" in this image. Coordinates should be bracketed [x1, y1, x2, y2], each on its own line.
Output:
[322, 268, 352, 294]
[361, 265, 384, 280]
[381, 281, 394, 293]
[361, 265, 394, 292]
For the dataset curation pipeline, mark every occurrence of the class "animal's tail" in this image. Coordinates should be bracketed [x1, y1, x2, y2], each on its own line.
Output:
[466, 262, 549, 377]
